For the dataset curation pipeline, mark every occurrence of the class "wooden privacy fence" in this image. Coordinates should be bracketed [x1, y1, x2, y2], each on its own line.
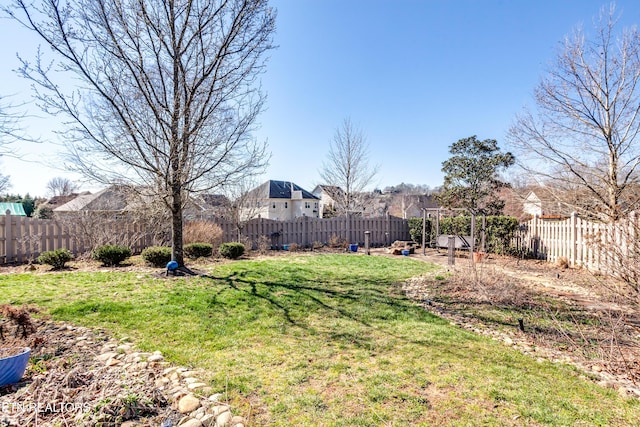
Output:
[0, 211, 151, 264]
[1, 211, 410, 264]
[215, 215, 410, 249]
[514, 212, 639, 274]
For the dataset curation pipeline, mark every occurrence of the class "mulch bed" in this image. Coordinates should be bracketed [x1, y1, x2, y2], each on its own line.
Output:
[0, 311, 182, 427]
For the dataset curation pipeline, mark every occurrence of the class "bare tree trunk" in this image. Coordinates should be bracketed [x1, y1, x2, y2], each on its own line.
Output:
[171, 183, 184, 266]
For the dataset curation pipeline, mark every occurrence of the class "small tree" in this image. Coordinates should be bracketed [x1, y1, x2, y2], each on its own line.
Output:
[223, 179, 263, 242]
[319, 118, 378, 241]
[436, 136, 515, 215]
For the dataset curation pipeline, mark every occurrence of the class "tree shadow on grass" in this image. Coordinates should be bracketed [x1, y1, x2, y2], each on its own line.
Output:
[202, 270, 453, 352]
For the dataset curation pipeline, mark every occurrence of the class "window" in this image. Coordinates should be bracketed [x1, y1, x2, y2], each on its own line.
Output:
[284, 202, 288, 208]
[314, 203, 318, 209]
[272, 202, 276, 209]
[305, 202, 310, 209]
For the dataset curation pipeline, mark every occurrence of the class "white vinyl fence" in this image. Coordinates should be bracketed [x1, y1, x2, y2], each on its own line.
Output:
[515, 212, 639, 275]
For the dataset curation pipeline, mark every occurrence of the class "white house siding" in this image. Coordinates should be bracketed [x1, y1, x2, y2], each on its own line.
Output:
[264, 198, 318, 220]
[243, 199, 319, 221]
[523, 192, 542, 217]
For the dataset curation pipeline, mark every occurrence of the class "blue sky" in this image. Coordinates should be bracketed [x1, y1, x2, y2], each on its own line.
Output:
[1, 0, 639, 197]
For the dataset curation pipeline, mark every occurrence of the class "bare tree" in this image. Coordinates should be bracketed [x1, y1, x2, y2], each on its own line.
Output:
[508, 5, 640, 222]
[46, 177, 78, 197]
[6, 0, 275, 267]
[319, 118, 378, 209]
[222, 178, 262, 242]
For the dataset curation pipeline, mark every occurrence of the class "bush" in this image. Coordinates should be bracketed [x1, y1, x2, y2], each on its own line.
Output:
[141, 246, 172, 267]
[408, 217, 434, 246]
[184, 242, 213, 259]
[37, 249, 73, 269]
[218, 242, 245, 259]
[328, 234, 347, 249]
[91, 244, 132, 266]
[288, 243, 301, 252]
[183, 221, 224, 247]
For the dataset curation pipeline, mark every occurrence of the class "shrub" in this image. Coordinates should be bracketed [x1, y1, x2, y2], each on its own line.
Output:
[408, 217, 434, 246]
[288, 243, 301, 252]
[218, 242, 245, 259]
[37, 249, 73, 269]
[183, 221, 224, 247]
[257, 235, 271, 253]
[184, 242, 213, 259]
[91, 244, 132, 266]
[141, 246, 172, 267]
[328, 234, 347, 249]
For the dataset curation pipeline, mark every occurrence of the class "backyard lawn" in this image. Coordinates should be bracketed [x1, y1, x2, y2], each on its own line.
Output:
[1, 253, 638, 426]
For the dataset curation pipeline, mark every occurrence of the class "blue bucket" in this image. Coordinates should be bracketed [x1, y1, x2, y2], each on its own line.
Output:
[401, 249, 410, 256]
[349, 244, 358, 252]
[0, 347, 30, 387]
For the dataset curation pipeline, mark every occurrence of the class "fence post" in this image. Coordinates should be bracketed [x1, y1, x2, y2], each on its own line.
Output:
[421, 209, 426, 255]
[532, 214, 539, 258]
[570, 212, 578, 267]
[5, 210, 13, 263]
[470, 212, 475, 266]
[364, 230, 370, 255]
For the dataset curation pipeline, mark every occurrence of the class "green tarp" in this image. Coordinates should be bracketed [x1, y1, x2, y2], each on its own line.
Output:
[0, 203, 27, 216]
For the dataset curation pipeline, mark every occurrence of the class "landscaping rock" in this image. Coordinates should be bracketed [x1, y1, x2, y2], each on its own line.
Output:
[0, 318, 243, 426]
[180, 418, 204, 427]
[216, 410, 232, 426]
[178, 394, 202, 413]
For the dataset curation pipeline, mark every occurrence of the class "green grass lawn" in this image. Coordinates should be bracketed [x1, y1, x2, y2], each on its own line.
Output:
[1, 254, 638, 426]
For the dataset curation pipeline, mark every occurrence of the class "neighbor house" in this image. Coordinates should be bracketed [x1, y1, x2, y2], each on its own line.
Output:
[53, 185, 216, 220]
[53, 186, 129, 219]
[240, 180, 320, 221]
[311, 185, 344, 218]
[522, 190, 571, 219]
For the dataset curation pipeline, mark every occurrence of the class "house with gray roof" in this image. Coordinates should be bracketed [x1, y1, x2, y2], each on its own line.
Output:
[53, 185, 222, 221]
[241, 180, 320, 221]
[53, 187, 129, 218]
